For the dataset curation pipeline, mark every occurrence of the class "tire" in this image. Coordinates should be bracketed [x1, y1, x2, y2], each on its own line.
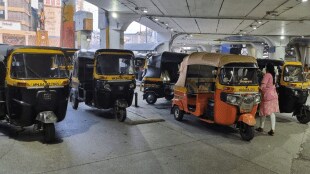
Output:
[296, 114, 310, 124]
[165, 95, 174, 101]
[145, 93, 157, 104]
[70, 93, 79, 110]
[43, 123, 55, 143]
[115, 108, 127, 122]
[173, 106, 184, 121]
[239, 123, 254, 141]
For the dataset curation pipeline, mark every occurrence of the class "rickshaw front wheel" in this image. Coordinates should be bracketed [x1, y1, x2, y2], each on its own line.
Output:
[43, 123, 55, 143]
[239, 123, 254, 141]
[115, 108, 127, 122]
[146, 93, 157, 104]
[173, 106, 184, 121]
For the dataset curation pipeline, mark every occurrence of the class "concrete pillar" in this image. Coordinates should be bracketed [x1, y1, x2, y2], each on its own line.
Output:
[200, 45, 212, 52]
[98, 9, 139, 49]
[61, 0, 75, 48]
[267, 36, 290, 60]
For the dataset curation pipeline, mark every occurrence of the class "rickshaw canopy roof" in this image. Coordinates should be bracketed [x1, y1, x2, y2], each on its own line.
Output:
[175, 52, 257, 87]
[147, 51, 188, 67]
[0, 45, 65, 58]
[74, 50, 95, 60]
[182, 52, 257, 68]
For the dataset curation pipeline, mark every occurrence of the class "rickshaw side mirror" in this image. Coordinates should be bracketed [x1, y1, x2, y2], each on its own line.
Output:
[212, 70, 217, 76]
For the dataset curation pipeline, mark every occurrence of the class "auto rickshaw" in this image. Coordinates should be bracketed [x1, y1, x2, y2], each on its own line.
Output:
[134, 54, 146, 81]
[0, 46, 70, 142]
[142, 52, 187, 104]
[278, 61, 310, 124]
[172, 52, 261, 141]
[70, 49, 136, 122]
[257, 60, 310, 124]
[63, 48, 79, 71]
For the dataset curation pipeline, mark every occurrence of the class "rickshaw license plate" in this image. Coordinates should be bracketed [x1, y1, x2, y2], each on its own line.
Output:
[43, 93, 52, 100]
[119, 86, 124, 90]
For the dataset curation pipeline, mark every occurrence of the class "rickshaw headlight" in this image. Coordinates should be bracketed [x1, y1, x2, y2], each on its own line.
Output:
[129, 83, 135, 89]
[293, 90, 299, 96]
[254, 95, 261, 104]
[227, 95, 237, 104]
[104, 84, 111, 91]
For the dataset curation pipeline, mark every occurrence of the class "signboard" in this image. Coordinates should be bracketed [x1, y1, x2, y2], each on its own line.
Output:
[0, 21, 21, 30]
[45, 0, 61, 7]
[44, 6, 61, 36]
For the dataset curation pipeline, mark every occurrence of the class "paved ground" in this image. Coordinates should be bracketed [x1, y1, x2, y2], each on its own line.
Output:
[0, 90, 310, 174]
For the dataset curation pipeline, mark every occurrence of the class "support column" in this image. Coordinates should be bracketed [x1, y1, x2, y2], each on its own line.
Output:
[61, 0, 75, 48]
[99, 9, 139, 49]
[267, 36, 290, 60]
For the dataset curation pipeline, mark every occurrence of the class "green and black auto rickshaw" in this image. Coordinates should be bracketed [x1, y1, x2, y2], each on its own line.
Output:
[70, 49, 136, 122]
[0, 46, 70, 142]
[142, 52, 187, 104]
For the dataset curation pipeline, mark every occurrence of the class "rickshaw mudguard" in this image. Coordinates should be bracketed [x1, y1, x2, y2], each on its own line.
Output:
[36, 111, 58, 123]
[238, 113, 256, 126]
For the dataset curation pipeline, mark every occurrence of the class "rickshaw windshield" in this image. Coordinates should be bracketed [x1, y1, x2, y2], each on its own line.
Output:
[283, 65, 305, 82]
[10, 53, 69, 79]
[220, 63, 258, 86]
[96, 54, 134, 75]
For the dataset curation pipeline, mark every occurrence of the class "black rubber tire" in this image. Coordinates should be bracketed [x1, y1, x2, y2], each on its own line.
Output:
[240, 123, 255, 141]
[165, 95, 174, 101]
[43, 123, 55, 143]
[116, 108, 127, 122]
[296, 114, 310, 124]
[70, 93, 79, 110]
[173, 106, 184, 121]
[145, 93, 157, 104]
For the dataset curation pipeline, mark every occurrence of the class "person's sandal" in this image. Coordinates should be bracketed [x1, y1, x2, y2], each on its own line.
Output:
[255, 127, 263, 132]
[268, 130, 274, 136]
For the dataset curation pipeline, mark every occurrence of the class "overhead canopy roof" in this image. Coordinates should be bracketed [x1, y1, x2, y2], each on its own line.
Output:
[87, 0, 310, 36]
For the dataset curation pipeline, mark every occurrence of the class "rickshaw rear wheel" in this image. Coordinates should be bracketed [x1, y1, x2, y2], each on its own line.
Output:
[239, 123, 254, 141]
[146, 93, 157, 104]
[296, 114, 310, 124]
[43, 123, 55, 143]
[116, 108, 127, 122]
[173, 106, 184, 121]
[70, 93, 79, 110]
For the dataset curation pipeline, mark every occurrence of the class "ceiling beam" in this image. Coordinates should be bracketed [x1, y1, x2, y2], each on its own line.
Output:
[144, 14, 310, 22]
[174, 32, 310, 37]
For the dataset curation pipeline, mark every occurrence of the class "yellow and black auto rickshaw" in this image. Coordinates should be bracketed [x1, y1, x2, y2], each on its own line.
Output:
[278, 61, 310, 124]
[70, 49, 136, 122]
[257, 60, 310, 124]
[142, 52, 187, 104]
[0, 46, 70, 142]
[172, 53, 260, 141]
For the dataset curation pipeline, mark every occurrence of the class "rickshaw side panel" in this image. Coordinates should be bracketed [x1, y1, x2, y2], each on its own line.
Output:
[214, 89, 238, 125]
[278, 86, 308, 113]
[172, 89, 186, 112]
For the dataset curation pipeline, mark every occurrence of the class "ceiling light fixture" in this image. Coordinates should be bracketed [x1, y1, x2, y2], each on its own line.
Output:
[257, 20, 262, 24]
[302, 0, 308, 2]
[143, 8, 148, 13]
[301, 35, 305, 38]
[111, 12, 118, 18]
[252, 25, 257, 30]
[170, 28, 174, 31]
[165, 23, 169, 26]
[154, 18, 159, 21]
[280, 36, 285, 40]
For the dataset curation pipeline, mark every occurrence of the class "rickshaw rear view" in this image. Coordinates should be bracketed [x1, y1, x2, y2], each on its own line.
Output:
[70, 49, 136, 122]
